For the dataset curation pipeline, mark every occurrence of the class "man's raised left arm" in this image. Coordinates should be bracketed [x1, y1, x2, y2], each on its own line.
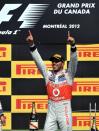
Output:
[67, 31, 78, 80]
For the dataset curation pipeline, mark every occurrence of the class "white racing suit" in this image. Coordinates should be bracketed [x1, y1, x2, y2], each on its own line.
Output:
[30, 46, 78, 131]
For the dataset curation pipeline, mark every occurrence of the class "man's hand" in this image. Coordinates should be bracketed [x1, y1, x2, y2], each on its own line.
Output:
[26, 30, 34, 46]
[67, 31, 75, 45]
[0, 114, 6, 126]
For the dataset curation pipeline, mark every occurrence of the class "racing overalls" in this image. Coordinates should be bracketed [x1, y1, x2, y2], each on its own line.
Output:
[30, 45, 78, 131]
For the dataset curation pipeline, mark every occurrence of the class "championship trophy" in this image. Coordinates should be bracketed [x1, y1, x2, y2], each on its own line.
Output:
[89, 102, 98, 131]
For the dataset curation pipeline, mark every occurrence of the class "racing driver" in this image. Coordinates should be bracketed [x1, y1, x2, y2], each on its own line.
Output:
[26, 30, 78, 131]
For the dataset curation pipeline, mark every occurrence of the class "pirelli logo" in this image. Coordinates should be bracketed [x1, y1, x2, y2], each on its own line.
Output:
[72, 113, 99, 130]
[0, 78, 11, 95]
[2, 113, 11, 130]
[11, 95, 48, 113]
[11, 61, 67, 78]
[72, 78, 99, 95]
[67, 44, 99, 61]
[11, 61, 52, 78]
[0, 44, 11, 61]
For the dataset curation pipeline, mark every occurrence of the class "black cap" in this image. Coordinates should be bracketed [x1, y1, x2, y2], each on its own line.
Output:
[49, 54, 65, 62]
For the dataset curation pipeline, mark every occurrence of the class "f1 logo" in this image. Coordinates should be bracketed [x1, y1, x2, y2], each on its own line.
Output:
[0, 4, 22, 24]
[0, 4, 49, 28]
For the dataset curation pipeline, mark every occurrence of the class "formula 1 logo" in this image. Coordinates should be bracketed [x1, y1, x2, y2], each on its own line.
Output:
[0, 4, 49, 28]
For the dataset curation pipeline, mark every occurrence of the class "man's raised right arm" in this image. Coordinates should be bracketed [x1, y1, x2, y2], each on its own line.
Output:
[26, 30, 48, 80]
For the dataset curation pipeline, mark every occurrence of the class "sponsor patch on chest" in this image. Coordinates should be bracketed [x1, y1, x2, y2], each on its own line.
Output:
[58, 74, 66, 82]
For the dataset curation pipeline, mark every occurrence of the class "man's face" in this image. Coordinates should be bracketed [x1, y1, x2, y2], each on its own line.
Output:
[52, 60, 64, 72]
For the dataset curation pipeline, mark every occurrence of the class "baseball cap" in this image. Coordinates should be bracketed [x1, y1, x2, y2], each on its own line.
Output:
[49, 53, 65, 62]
